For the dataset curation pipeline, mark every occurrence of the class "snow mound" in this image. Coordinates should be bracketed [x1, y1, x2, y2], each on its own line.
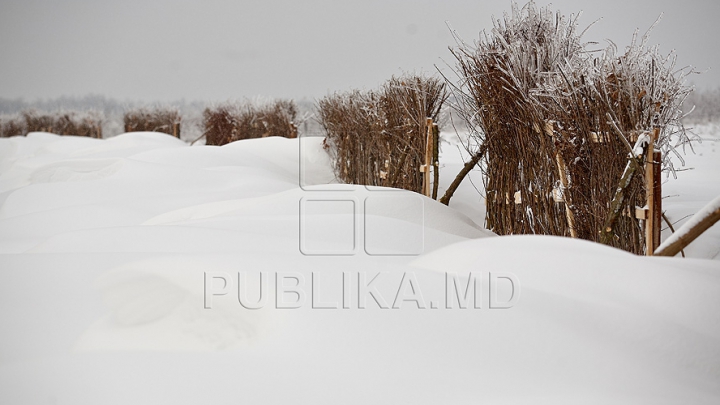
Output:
[30, 158, 124, 183]
[75, 256, 280, 351]
[1, 131, 719, 404]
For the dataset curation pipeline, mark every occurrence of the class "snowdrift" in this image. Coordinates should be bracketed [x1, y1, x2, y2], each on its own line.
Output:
[0, 130, 719, 404]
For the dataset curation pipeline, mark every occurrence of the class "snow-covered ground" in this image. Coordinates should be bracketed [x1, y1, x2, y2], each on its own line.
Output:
[0, 128, 719, 404]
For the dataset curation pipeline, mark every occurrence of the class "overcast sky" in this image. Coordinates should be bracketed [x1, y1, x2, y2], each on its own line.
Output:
[1, 0, 718, 102]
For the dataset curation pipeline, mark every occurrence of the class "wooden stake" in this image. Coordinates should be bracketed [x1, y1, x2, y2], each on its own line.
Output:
[645, 128, 661, 255]
[431, 123, 440, 200]
[600, 157, 642, 244]
[422, 118, 433, 197]
[653, 150, 662, 250]
[645, 143, 655, 255]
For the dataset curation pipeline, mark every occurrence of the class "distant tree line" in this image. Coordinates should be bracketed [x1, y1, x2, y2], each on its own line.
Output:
[682, 87, 720, 124]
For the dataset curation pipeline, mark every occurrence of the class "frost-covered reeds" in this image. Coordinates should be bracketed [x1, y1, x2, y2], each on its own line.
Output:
[124, 107, 182, 137]
[0, 114, 26, 138]
[448, 1, 695, 254]
[202, 99, 298, 146]
[318, 75, 446, 193]
[0, 110, 104, 138]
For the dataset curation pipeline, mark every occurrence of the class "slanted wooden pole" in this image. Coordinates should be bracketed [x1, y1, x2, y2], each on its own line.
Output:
[600, 127, 656, 246]
[600, 157, 642, 244]
[439, 145, 486, 206]
[190, 131, 207, 146]
[389, 145, 409, 187]
[655, 195, 720, 257]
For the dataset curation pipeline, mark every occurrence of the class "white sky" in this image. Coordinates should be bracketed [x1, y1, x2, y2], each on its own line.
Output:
[0, 0, 718, 102]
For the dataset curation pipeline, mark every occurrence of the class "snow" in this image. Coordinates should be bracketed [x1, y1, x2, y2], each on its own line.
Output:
[662, 122, 720, 259]
[0, 129, 719, 404]
[633, 131, 651, 157]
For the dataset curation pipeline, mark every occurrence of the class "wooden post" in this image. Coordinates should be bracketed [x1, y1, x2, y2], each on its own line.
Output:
[431, 123, 440, 200]
[645, 128, 661, 255]
[645, 142, 654, 255]
[421, 118, 433, 197]
[653, 150, 662, 250]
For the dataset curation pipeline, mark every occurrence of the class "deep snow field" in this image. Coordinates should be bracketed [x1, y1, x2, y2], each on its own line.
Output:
[0, 125, 719, 404]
